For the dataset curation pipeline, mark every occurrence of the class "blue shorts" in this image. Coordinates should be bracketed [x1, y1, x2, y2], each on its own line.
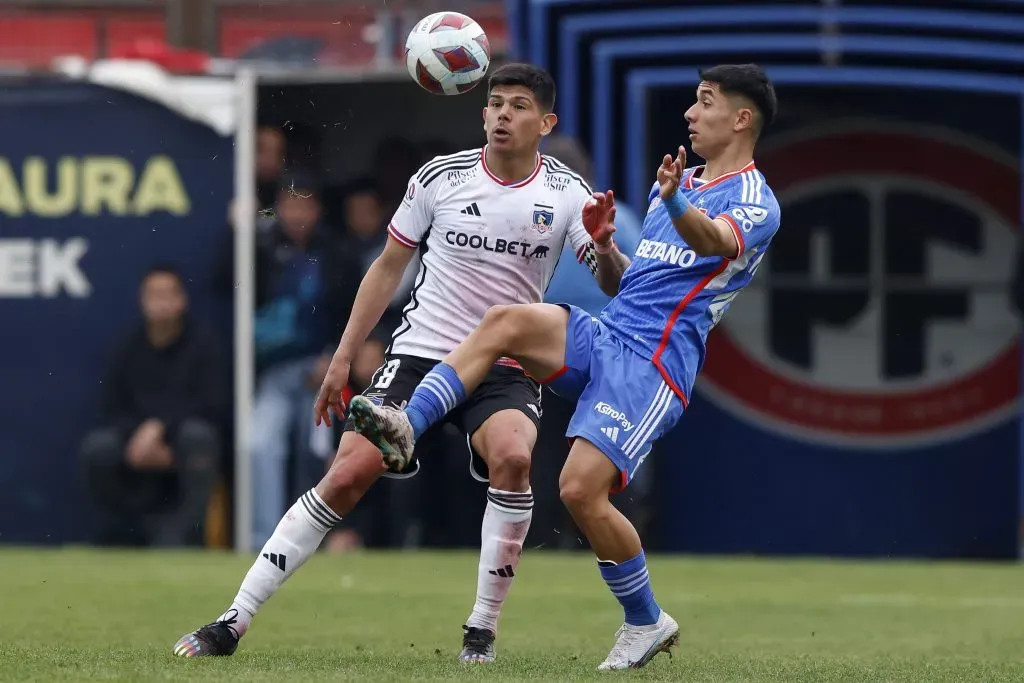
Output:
[546, 305, 685, 492]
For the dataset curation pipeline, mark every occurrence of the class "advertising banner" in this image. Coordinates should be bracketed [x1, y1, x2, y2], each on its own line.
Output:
[0, 81, 233, 543]
[648, 85, 1021, 558]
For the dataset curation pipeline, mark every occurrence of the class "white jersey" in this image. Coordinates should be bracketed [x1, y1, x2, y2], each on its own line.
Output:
[386, 146, 597, 361]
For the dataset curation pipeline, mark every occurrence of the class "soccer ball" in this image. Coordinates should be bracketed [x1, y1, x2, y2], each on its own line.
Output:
[405, 12, 491, 96]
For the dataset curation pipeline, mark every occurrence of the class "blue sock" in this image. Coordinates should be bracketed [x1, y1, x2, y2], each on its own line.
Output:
[598, 551, 662, 626]
[404, 362, 467, 439]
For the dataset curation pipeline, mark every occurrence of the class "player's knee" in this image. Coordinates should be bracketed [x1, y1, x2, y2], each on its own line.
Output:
[558, 473, 599, 514]
[481, 304, 527, 344]
[486, 446, 532, 491]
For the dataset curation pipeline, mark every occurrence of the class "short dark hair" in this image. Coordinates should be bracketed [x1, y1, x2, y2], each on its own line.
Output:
[278, 168, 321, 200]
[487, 62, 557, 112]
[698, 63, 777, 134]
[143, 264, 183, 286]
[344, 177, 382, 202]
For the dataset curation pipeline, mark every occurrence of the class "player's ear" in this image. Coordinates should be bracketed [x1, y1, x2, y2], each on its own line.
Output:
[540, 112, 558, 136]
[733, 106, 754, 133]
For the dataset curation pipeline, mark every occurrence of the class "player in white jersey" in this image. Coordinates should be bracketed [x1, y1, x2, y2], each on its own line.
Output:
[384, 145, 600, 361]
[172, 63, 631, 662]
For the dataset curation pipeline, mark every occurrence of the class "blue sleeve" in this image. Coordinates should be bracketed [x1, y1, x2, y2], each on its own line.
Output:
[715, 196, 781, 256]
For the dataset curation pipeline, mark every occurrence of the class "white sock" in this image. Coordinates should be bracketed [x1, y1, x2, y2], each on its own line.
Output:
[218, 489, 341, 637]
[465, 488, 533, 634]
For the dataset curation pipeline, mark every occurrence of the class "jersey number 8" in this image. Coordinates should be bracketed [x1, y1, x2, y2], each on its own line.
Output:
[374, 359, 402, 390]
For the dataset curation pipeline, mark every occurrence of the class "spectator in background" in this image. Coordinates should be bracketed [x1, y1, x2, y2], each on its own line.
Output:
[248, 170, 362, 550]
[227, 124, 287, 239]
[340, 178, 420, 336]
[79, 266, 224, 547]
[256, 124, 286, 213]
[371, 137, 422, 214]
[321, 179, 421, 553]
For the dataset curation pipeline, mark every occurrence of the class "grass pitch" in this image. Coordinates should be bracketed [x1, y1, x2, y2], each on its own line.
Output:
[2, 547, 1024, 681]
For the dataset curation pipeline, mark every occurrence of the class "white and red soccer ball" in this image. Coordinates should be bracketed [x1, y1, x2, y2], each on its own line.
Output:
[405, 12, 491, 96]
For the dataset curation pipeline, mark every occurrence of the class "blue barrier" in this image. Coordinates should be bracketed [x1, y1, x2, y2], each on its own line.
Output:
[592, 35, 1024, 192]
[0, 82, 234, 543]
[555, 7, 1024, 147]
[622, 66, 1024, 211]
[527, 0, 1024, 67]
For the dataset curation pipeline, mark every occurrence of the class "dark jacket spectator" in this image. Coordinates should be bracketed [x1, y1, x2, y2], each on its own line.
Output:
[80, 266, 225, 548]
[229, 171, 364, 550]
[102, 319, 225, 444]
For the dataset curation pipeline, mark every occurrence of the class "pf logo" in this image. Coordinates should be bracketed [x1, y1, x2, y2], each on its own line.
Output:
[699, 126, 1020, 447]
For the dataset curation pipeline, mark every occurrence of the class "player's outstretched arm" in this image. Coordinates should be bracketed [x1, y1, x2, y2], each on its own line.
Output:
[658, 146, 740, 259]
[314, 237, 416, 426]
[583, 191, 631, 295]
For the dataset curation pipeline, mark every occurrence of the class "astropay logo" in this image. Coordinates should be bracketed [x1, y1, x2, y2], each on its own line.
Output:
[595, 402, 635, 431]
[698, 126, 1019, 448]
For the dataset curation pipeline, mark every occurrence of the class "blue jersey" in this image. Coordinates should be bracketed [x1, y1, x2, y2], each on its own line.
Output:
[599, 162, 781, 403]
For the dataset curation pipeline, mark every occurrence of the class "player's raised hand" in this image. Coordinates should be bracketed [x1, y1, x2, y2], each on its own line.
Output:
[658, 145, 686, 200]
[583, 190, 617, 247]
[313, 353, 351, 427]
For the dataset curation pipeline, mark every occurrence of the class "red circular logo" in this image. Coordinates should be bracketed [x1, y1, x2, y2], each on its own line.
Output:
[699, 127, 1020, 447]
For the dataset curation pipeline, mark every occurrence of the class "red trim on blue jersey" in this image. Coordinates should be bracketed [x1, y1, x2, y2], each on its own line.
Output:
[610, 468, 629, 495]
[685, 160, 757, 193]
[651, 259, 731, 403]
[537, 365, 569, 384]
[387, 223, 417, 249]
[716, 213, 745, 260]
[480, 146, 543, 188]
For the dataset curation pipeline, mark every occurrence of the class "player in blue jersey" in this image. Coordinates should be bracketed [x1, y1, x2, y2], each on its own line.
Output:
[348, 63, 780, 669]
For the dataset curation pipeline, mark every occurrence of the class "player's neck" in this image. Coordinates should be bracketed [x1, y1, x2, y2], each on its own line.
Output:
[146, 319, 183, 348]
[484, 145, 539, 184]
[700, 145, 754, 183]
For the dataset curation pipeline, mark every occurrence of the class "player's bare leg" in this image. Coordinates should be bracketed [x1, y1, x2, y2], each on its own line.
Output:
[457, 409, 537, 663]
[559, 439, 679, 670]
[559, 441, 641, 562]
[173, 432, 385, 657]
[348, 304, 563, 661]
[349, 303, 568, 470]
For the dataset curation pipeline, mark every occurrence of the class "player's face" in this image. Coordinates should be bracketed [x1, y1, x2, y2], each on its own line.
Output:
[256, 127, 285, 182]
[685, 82, 752, 158]
[277, 192, 321, 241]
[344, 191, 383, 239]
[483, 85, 557, 154]
[141, 272, 186, 324]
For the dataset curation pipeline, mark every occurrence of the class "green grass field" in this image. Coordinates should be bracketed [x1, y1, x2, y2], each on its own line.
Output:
[3, 547, 1024, 681]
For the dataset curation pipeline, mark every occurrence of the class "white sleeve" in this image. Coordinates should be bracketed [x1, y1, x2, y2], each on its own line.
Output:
[565, 183, 599, 278]
[387, 171, 438, 248]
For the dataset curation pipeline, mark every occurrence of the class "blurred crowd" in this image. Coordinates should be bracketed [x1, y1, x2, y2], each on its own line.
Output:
[77, 121, 657, 554]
